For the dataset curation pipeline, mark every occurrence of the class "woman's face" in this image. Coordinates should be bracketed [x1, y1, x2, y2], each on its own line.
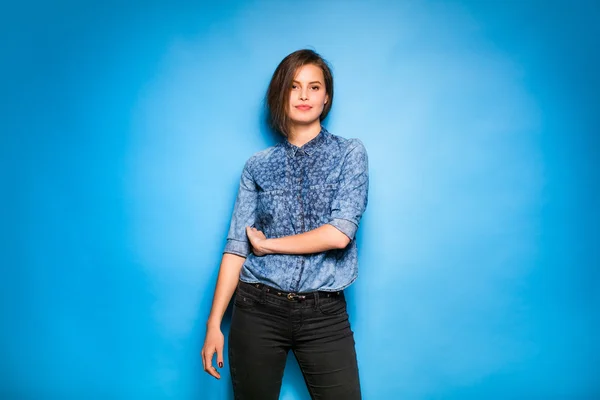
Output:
[287, 64, 329, 129]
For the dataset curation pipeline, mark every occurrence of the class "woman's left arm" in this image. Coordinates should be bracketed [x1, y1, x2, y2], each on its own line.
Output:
[246, 224, 350, 255]
[247, 140, 369, 256]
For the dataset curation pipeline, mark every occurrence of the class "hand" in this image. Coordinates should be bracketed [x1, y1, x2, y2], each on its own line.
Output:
[246, 226, 270, 256]
[201, 325, 225, 379]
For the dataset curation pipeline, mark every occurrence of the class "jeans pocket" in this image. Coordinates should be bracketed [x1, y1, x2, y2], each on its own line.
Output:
[234, 293, 257, 310]
[318, 297, 347, 316]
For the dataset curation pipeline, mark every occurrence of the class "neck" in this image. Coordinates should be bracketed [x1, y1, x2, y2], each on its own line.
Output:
[287, 122, 322, 147]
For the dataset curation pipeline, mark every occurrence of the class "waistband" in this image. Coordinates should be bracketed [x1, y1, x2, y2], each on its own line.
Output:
[238, 281, 342, 302]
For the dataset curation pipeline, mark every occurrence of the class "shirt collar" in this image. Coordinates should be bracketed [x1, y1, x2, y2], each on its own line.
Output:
[281, 126, 328, 158]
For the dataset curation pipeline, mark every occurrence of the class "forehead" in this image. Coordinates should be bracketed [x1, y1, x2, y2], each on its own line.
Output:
[293, 64, 325, 82]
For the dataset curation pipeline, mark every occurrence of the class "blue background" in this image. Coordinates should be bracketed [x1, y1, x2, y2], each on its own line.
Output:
[1, 1, 598, 399]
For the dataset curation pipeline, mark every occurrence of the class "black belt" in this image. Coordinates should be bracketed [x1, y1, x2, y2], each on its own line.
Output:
[244, 281, 342, 301]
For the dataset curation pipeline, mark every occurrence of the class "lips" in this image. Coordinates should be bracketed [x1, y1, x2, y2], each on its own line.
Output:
[295, 105, 312, 111]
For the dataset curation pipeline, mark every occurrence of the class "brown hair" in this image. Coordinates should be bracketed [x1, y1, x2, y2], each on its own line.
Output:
[266, 49, 334, 136]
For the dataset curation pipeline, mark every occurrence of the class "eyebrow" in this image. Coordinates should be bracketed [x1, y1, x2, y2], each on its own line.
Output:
[292, 80, 323, 85]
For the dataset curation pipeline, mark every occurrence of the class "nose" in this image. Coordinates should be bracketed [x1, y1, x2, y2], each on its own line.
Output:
[299, 86, 309, 100]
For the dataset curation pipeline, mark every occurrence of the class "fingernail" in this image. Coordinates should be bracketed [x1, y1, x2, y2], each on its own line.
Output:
[218, 362, 223, 368]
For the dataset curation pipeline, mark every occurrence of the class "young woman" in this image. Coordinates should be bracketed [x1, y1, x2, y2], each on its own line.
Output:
[201, 49, 369, 400]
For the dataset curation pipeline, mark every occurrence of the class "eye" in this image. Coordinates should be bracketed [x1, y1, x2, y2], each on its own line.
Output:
[311, 85, 320, 90]
[291, 84, 299, 89]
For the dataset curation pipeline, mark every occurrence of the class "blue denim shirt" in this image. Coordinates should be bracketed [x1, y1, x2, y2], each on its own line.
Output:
[223, 127, 369, 292]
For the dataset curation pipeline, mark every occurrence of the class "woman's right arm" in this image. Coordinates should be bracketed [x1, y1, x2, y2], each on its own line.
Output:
[201, 158, 258, 380]
[201, 252, 245, 380]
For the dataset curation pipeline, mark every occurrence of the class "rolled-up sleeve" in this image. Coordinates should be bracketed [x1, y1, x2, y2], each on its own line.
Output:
[328, 139, 369, 240]
[223, 159, 258, 257]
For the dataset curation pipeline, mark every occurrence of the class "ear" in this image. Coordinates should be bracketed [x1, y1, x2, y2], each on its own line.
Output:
[324, 94, 330, 105]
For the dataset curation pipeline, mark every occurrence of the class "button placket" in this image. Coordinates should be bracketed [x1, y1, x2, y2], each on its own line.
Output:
[296, 152, 306, 232]
[291, 150, 307, 292]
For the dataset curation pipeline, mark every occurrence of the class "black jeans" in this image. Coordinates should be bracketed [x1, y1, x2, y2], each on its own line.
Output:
[228, 281, 362, 400]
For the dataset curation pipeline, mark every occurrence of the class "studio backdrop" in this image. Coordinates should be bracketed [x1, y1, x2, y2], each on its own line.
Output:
[0, 1, 598, 399]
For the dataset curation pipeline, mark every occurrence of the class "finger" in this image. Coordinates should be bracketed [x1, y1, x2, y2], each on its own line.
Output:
[203, 349, 215, 374]
[201, 349, 206, 371]
[207, 365, 221, 380]
[217, 346, 224, 369]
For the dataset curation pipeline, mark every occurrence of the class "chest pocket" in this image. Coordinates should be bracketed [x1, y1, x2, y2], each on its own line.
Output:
[305, 183, 339, 228]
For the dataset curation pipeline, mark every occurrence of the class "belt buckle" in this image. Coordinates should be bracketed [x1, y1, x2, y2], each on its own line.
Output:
[287, 293, 297, 301]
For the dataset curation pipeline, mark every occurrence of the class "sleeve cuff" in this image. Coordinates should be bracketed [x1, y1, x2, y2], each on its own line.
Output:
[328, 218, 358, 241]
[223, 239, 249, 258]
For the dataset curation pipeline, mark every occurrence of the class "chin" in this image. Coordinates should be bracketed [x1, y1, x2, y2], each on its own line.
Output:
[290, 114, 321, 125]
